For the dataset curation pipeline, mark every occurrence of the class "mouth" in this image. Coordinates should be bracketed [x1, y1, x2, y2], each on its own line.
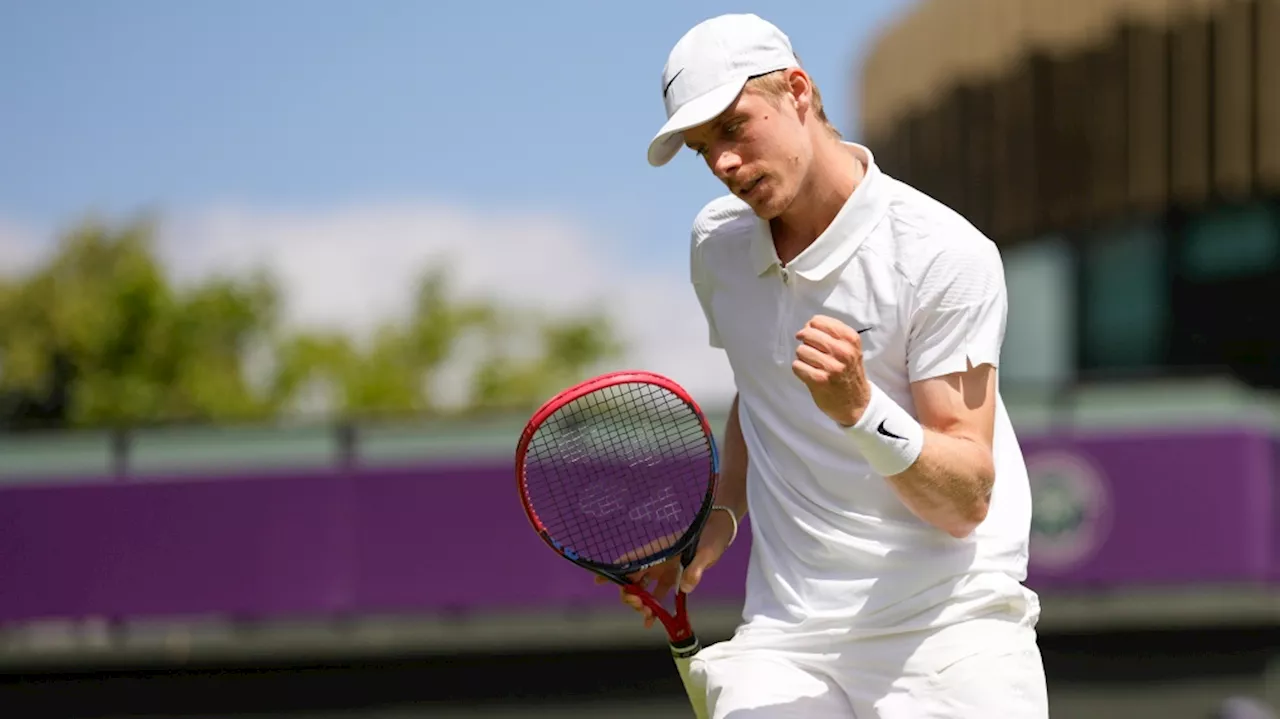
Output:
[737, 176, 763, 198]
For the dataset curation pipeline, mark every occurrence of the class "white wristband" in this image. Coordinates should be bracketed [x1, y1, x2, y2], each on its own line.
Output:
[843, 383, 924, 477]
[710, 504, 739, 547]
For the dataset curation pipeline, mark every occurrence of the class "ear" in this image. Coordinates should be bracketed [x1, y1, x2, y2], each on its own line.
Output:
[784, 68, 814, 117]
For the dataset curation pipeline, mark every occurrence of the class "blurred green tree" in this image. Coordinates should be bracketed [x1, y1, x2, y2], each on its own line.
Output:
[470, 310, 624, 412]
[0, 218, 279, 428]
[275, 270, 624, 417]
[0, 218, 626, 428]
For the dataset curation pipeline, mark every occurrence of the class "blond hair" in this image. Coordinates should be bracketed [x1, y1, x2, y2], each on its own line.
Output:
[745, 67, 841, 138]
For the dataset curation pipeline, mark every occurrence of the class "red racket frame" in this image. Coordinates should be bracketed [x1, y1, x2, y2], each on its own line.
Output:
[514, 369, 720, 646]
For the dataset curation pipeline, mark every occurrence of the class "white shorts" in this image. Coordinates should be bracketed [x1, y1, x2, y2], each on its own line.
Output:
[688, 608, 1048, 718]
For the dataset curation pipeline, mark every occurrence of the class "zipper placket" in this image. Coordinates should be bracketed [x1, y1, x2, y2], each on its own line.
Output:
[774, 266, 794, 364]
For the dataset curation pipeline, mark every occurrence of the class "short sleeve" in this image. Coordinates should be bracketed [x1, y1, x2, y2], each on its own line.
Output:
[906, 240, 1007, 381]
[690, 234, 724, 349]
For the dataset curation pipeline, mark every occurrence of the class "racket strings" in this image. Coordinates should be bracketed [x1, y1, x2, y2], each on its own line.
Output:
[523, 382, 713, 569]
[531, 383, 701, 556]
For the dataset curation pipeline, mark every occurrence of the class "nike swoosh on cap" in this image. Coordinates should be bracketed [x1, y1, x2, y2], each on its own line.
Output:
[663, 68, 684, 98]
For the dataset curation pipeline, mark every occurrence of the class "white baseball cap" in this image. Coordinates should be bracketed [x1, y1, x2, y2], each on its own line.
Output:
[647, 14, 799, 167]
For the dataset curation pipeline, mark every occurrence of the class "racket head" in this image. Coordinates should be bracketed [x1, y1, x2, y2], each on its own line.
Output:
[514, 370, 720, 582]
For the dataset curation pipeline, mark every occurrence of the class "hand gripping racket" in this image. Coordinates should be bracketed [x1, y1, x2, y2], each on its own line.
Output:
[515, 370, 718, 719]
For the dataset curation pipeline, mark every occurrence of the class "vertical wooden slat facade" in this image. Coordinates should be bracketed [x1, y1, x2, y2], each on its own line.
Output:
[1211, 0, 1255, 199]
[1168, 13, 1212, 208]
[1090, 32, 1131, 222]
[856, 0, 1279, 245]
[989, 62, 1038, 241]
[1126, 17, 1170, 213]
[1257, 0, 1280, 190]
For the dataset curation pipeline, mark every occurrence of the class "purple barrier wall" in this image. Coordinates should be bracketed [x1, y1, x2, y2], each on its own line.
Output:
[345, 461, 751, 614]
[0, 474, 353, 621]
[1019, 428, 1275, 589]
[0, 463, 755, 625]
[0, 428, 1274, 625]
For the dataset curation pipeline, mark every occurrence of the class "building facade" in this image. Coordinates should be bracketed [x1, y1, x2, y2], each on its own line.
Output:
[858, 0, 1280, 391]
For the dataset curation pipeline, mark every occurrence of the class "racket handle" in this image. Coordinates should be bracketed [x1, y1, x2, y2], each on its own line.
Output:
[671, 636, 709, 719]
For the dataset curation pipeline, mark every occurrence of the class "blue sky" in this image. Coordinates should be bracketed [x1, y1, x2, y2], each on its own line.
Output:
[0, 0, 911, 403]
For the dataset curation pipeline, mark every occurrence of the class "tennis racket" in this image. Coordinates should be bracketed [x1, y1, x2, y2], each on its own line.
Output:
[515, 369, 719, 719]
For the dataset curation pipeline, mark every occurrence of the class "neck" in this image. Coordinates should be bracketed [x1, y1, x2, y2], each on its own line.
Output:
[770, 138, 864, 259]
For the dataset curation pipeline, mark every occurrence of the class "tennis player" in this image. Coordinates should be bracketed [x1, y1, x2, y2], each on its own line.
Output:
[618, 13, 1050, 717]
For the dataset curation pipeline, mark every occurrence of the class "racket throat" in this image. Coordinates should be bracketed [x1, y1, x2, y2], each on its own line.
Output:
[670, 632, 701, 659]
[625, 584, 696, 645]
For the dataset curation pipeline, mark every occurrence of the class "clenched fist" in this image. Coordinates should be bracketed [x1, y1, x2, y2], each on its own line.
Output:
[791, 315, 872, 427]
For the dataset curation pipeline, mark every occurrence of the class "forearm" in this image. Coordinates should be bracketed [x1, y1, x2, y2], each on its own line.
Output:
[715, 394, 749, 521]
[845, 383, 994, 539]
[884, 429, 994, 538]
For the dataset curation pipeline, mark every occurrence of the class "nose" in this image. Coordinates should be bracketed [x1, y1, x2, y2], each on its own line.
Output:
[710, 148, 742, 182]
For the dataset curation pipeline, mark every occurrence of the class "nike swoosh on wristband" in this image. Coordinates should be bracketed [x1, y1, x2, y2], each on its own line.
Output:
[877, 420, 906, 440]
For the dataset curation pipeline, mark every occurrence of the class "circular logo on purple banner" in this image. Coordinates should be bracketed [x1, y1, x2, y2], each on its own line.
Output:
[1026, 450, 1112, 572]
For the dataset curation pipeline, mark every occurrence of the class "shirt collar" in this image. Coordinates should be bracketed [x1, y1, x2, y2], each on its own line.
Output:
[749, 143, 890, 279]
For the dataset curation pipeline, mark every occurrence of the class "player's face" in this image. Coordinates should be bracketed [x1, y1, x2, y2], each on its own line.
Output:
[682, 80, 813, 220]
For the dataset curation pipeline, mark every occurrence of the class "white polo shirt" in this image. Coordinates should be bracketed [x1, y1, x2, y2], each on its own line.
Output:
[690, 143, 1038, 639]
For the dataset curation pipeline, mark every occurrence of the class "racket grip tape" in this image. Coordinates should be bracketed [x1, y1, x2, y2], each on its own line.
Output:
[670, 635, 709, 719]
